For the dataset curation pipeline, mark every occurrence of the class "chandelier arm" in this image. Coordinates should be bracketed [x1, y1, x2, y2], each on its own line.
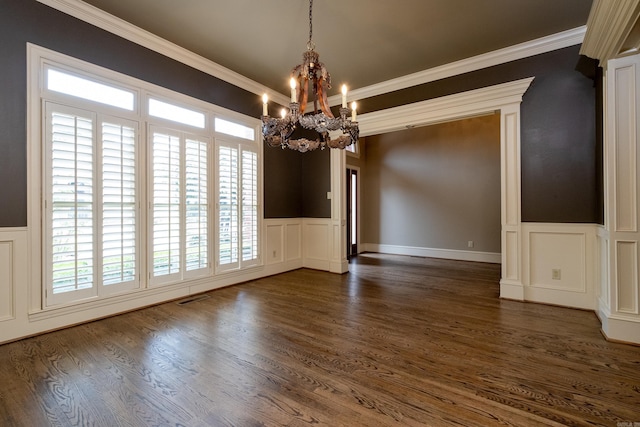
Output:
[316, 77, 334, 118]
[298, 77, 309, 114]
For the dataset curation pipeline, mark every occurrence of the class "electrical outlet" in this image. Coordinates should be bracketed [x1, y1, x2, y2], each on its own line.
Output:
[467, 240, 474, 248]
[552, 269, 561, 280]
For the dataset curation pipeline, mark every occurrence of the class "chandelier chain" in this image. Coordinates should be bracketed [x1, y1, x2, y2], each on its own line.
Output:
[308, 0, 313, 43]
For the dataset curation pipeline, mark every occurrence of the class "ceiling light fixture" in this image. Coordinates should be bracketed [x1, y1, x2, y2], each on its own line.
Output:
[261, 0, 359, 152]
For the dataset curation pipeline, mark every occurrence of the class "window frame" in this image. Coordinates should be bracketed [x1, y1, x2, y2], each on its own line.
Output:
[29, 44, 263, 311]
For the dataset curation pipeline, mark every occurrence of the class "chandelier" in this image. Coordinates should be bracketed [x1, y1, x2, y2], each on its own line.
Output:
[261, 0, 359, 152]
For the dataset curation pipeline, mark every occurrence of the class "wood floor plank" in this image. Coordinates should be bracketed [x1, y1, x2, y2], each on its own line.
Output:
[1, 253, 640, 426]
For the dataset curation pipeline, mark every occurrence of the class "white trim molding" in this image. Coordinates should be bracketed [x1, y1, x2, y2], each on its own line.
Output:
[362, 244, 501, 264]
[580, 0, 640, 63]
[331, 27, 584, 106]
[355, 77, 534, 299]
[357, 78, 535, 137]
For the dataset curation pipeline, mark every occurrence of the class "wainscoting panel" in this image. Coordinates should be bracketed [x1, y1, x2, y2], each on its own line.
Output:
[503, 229, 519, 281]
[522, 224, 596, 310]
[286, 223, 302, 261]
[302, 219, 331, 270]
[265, 222, 284, 265]
[616, 240, 639, 314]
[529, 232, 586, 292]
[614, 64, 637, 233]
[503, 111, 520, 227]
[263, 219, 303, 272]
[0, 240, 14, 321]
[0, 228, 28, 340]
[597, 227, 610, 310]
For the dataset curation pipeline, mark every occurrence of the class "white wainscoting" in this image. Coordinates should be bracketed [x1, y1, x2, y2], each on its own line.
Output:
[302, 218, 333, 271]
[263, 218, 303, 274]
[521, 223, 598, 310]
[0, 229, 27, 324]
[0, 221, 308, 344]
[360, 243, 501, 264]
[263, 217, 345, 273]
[0, 228, 28, 342]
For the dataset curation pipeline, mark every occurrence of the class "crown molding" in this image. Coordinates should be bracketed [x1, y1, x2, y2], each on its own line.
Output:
[38, 0, 579, 109]
[580, 0, 640, 63]
[329, 27, 584, 106]
[357, 77, 535, 137]
[35, 0, 290, 106]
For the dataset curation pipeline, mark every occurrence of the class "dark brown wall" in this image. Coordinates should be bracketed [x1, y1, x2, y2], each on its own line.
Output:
[301, 148, 331, 218]
[0, 0, 303, 226]
[358, 46, 601, 224]
[263, 148, 302, 218]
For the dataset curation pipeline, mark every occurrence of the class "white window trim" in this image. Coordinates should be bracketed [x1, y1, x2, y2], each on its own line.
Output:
[28, 43, 263, 312]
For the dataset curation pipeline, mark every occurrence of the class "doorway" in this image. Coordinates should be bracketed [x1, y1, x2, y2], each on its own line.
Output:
[346, 167, 359, 260]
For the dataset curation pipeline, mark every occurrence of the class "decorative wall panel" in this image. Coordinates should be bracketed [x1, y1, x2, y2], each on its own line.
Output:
[0, 240, 14, 321]
[616, 240, 639, 314]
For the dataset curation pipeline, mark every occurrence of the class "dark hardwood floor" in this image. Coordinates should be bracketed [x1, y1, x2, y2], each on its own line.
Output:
[1, 253, 639, 426]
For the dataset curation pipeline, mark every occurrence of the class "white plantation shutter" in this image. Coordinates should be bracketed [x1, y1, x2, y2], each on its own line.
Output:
[241, 149, 259, 263]
[185, 138, 209, 274]
[218, 145, 239, 269]
[102, 122, 137, 288]
[216, 141, 260, 271]
[150, 129, 210, 284]
[45, 103, 140, 306]
[47, 107, 96, 303]
[151, 131, 181, 280]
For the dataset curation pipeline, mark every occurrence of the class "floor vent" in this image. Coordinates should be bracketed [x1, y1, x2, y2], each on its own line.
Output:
[176, 294, 210, 306]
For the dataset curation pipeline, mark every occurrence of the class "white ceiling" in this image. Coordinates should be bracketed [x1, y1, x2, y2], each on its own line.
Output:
[80, 0, 594, 95]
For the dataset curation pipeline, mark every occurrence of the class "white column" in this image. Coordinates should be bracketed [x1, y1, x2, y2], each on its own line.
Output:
[329, 148, 349, 273]
[499, 103, 524, 299]
[602, 53, 640, 344]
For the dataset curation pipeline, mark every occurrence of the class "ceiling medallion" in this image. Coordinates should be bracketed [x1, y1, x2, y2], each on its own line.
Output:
[261, 0, 359, 152]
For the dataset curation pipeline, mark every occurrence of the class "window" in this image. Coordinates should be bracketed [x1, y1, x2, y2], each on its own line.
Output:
[47, 68, 135, 111]
[44, 103, 139, 306]
[215, 117, 255, 140]
[34, 46, 261, 309]
[149, 98, 205, 129]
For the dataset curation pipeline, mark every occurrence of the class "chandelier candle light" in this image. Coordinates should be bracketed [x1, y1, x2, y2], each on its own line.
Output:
[261, 0, 359, 152]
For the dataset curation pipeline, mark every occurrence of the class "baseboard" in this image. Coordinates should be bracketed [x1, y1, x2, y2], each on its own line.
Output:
[362, 243, 501, 264]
